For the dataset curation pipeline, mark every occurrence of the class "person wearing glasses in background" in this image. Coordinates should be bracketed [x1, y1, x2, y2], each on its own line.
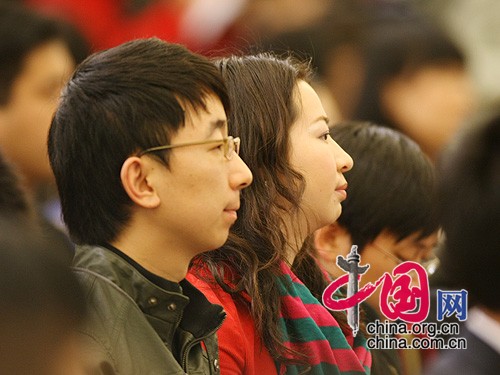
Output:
[314, 122, 439, 375]
[47, 38, 252, 374]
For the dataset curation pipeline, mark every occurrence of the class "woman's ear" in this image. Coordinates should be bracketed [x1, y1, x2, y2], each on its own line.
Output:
[120, 156, 160, 208]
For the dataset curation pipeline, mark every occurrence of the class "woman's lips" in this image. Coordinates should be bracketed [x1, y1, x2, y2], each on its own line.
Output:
[336, 183, 348, 200]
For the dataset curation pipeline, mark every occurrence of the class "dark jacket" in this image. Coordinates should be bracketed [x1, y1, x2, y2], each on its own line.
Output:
[73, 245, 226, 374]
[425, 324, 500, 375]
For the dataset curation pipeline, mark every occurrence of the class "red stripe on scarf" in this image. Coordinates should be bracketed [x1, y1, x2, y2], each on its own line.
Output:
[282, 340, 369, 372]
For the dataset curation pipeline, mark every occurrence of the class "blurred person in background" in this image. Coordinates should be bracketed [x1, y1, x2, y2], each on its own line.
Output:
[0, 144, 86, 374]
[0, 148, 34, 222]
[238, 0, 332, 44]
[25, 0, 248, 53]
[0, 217, 87, 375]
[257, 0, 366, 122]
[0, 2, 89, 254]
[314, 122, 440, 375]
[419, 0, 500, 106]
[26, 0, 335, 56]
[425, 107, 500, 375]
[352, 5, 476, 162]
[260, 0, 476, 163]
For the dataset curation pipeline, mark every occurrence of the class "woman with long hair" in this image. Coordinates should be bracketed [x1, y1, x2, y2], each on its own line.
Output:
[189, 54, 371, 374]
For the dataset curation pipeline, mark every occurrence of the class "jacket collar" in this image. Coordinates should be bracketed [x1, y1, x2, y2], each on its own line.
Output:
[73, 244, 225, 340]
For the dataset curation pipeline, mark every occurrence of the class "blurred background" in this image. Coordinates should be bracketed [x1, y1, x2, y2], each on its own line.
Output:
[5, 0, 498, 158]
[1, 1, 499, 374]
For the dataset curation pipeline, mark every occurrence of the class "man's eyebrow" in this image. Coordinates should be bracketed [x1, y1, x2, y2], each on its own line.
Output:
[205, 119, 228, 138]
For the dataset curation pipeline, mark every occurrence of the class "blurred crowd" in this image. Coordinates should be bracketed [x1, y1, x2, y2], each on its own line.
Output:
[0, 0, 499, 374]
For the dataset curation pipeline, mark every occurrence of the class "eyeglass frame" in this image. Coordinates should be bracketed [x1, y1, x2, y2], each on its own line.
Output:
[372, 243, 440, 275]
[137, 136, 240, 160]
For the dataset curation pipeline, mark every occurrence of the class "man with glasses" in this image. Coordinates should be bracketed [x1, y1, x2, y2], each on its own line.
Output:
[313, 122, 439, 375]
[48, 38, 252, 374]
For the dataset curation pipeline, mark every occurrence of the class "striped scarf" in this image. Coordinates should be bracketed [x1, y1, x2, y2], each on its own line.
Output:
[276, 262, 371, 374]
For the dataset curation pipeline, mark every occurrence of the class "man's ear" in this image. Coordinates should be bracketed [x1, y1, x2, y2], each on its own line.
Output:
[120, 156, 161, 208]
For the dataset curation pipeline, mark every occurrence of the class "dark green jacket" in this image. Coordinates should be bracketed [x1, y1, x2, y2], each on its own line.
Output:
[74, 245, 225, 374]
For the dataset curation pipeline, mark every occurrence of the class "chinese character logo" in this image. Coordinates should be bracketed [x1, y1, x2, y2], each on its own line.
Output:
[437, 289, 468, 321]
[334, 245, 369, 337]
[322, 245, 431, 335]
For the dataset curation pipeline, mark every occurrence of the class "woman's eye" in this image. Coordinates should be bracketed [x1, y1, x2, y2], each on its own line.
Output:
[320, 132, 330, 141]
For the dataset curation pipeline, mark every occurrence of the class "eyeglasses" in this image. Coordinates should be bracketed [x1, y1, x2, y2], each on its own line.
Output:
[372, 243, 440, 275]
[138, 136, 240, 160]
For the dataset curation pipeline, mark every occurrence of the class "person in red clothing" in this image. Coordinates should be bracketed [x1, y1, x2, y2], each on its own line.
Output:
[24, 0, 247, 53]
[25, 0, 186, 51]
[188, 54, 371, 375]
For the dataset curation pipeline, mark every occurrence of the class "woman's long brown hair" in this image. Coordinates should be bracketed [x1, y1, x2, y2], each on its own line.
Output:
[195, 54, 350, 365]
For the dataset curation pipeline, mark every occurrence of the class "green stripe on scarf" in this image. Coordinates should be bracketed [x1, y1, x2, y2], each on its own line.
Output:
[275, 262, 371, 374]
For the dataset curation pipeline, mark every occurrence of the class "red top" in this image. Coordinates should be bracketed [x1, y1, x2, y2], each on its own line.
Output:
[26, 0, 186, 51]
[25, 0, 243, 53]
[186, 273, 277, 375]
